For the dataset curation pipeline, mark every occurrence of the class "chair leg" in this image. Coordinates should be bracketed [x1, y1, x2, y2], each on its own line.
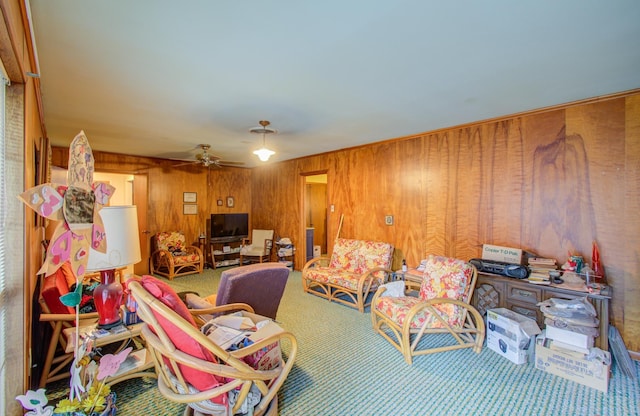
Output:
[40, 321, 63, 387]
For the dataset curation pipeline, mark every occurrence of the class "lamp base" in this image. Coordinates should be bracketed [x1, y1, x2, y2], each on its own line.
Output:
[93, 268, 124, 329]
[97, 319, 124, 330]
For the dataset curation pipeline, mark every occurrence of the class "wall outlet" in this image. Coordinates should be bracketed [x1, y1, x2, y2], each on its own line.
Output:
[385, 215, 394, 225]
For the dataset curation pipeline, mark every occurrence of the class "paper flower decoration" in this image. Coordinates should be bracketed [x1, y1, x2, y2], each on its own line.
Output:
[18, 131, 115, 280]
[15, 388, 54, 416]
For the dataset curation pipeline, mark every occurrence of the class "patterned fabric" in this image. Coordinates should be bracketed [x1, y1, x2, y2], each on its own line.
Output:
[375, 255, 472, 329]
[305, 268, 380, 291]
[419, 255, 471, 301]
[328, 238, 393, 274]
[173, 253, 200, 264]
[156, 231, 186, 253]
[328, 238, 362, 272]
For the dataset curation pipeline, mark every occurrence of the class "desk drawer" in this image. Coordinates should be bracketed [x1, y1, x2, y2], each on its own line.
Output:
[507, 301, 542, 326]
[507, 285, 541, 305]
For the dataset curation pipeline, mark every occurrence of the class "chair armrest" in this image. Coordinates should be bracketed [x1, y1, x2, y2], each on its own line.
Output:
[184, 245, 203, 257]
[302, 255, 330, 273]
[358, 267, 394, 289]
[403, 297, 485, 332]
[39, 312, 100, 322]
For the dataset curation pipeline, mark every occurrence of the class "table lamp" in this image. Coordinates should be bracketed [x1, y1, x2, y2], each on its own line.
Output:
[86, 205, 141, 328]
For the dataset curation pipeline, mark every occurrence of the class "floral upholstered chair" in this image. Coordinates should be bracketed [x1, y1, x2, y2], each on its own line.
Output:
[371, 255, 485, 364]
[302, 238, 394, 312]
[150, 231, 203, 280]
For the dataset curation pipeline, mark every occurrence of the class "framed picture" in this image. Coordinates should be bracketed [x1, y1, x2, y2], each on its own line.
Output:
[226, 196, 235, 208]
[183, 204, 198, 215]
[217, 199, 223, 206]
[183, 192, 197, 203]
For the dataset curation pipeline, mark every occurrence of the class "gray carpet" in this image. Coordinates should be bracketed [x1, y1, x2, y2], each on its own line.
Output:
[51, 268, 640, 415]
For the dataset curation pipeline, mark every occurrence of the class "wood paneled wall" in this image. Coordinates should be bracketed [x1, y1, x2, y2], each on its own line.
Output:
[51, 92, 640, 353]
[251, 92, 640, 352]
[49, 150, 253, 246]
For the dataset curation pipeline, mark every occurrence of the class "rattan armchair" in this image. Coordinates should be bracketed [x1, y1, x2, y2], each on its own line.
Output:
[128, 276, 298, 415]
[150, 231, 203, 280]
[371, 255, 485, 364]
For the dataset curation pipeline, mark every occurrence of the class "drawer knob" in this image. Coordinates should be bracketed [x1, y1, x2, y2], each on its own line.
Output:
[517, 290, 531, 297]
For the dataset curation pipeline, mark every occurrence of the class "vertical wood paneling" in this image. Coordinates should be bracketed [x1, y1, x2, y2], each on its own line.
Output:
[48, 92, 640, 352]
[253, 93, 640, 351]
[624, 95, 640, 349]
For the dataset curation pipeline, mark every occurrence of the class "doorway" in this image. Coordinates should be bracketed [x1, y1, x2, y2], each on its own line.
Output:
[303, 173, 328, 263]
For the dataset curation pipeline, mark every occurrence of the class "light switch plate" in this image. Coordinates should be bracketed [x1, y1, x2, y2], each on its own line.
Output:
[385, 215, 393, 225]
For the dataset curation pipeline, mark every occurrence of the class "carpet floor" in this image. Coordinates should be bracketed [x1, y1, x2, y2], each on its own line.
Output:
[49, 267, 640, 415]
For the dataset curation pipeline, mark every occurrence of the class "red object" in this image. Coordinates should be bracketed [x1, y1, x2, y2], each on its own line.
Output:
[94, 269, 123, 328]
[592, 241, 605, 282]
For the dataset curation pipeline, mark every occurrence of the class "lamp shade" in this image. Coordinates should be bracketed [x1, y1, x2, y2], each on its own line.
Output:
[86, 205, 141, 272]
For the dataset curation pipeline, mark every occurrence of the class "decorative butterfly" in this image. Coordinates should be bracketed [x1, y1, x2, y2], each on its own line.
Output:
[97, 346, 133, 380]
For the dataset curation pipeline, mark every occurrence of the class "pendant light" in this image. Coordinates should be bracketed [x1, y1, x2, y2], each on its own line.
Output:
[250, 120, 276, 161]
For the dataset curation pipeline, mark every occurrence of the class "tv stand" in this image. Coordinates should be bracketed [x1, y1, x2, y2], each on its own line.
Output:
[209, 236, 244, 269]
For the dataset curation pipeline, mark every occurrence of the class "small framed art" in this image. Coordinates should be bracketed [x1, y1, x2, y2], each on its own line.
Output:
[217, 199, 223, 206]
[226, 196, 235, 208]
[183, 192, 197, 203]
[183, 204, 197, 215]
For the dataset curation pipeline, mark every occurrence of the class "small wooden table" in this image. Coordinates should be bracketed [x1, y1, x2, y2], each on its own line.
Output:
[63, 322, 156, 385]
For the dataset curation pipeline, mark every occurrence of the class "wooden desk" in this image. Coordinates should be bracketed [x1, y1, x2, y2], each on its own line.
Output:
[471, 273, 611, 351]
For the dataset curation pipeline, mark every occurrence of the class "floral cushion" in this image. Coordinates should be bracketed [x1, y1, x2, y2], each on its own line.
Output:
[375, 256, 473, 329]
[156, 231, 186, 253]
[328, 238, 362, 272]
[173, 253, 200, 264]
[419, 255, 471, 302]
[328, 238, 393, 274]
[358, 240, 394, 273]
[305, 268, 381, 291]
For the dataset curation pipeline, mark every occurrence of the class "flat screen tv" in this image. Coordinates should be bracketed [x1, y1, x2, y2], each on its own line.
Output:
[210, 213, 249, 240]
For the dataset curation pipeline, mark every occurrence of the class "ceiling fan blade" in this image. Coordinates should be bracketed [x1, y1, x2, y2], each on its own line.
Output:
[218, 160, 245, 166]
[173, 160, 199, 168]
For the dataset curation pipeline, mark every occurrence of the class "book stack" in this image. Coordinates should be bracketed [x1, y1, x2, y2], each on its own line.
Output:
[527, 257, 557, 285]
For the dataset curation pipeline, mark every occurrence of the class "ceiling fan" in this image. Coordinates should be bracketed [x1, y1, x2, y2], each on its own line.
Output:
[173, 144, 244, 168]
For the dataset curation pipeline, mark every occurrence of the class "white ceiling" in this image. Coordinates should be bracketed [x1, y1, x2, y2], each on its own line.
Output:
[29, 1, 640, 168]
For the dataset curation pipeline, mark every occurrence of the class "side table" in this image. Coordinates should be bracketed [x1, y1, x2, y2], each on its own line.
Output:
[63, 322, 156, 385]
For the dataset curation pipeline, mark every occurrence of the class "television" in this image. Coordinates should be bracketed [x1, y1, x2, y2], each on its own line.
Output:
[210, 213, 249, 240]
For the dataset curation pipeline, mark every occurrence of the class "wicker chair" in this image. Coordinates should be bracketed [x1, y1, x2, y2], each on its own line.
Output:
[150, 231, 204, 280]
[371, 255, 485, 364]
[128, 275, 297, 416]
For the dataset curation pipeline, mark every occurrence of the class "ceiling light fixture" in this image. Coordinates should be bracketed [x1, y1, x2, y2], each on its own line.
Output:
[250, 120, 276, 162]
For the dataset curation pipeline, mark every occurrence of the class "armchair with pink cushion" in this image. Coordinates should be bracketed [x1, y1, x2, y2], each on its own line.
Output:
[371, 255, 485, 364]
[150, 231, 203, 280]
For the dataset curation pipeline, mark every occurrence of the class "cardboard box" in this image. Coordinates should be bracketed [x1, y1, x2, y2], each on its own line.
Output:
[535, 338, 610, 393]
[545, 325, 595, 349]
[482, 244, 522, 264]
[487, 308, 541, 364]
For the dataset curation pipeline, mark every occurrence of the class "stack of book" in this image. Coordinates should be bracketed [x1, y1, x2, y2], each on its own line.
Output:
[527, 257, 557, 285]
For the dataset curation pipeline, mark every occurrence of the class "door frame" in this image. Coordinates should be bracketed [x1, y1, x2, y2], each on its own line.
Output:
[300, 170, 328, 269]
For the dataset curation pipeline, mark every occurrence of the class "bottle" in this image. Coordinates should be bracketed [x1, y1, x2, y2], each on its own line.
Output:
[402, 259, 408, 273]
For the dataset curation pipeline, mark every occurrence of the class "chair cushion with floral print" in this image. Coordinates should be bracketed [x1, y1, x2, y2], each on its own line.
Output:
[156, 231, 200, 263]
[374, 255, 473, 329]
